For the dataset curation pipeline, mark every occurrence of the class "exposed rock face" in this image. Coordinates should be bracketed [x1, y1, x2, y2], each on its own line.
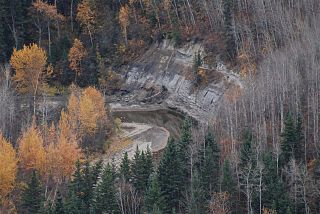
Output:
[121, 40, 241, 121]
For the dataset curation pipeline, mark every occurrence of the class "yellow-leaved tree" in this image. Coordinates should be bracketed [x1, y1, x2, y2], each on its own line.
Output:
[18, 121, 47, 176]
[46, 127, 82, 182]
[10, 44, 52, 114]
[68, 39, 87, 83]
[0, 134, 17, 203]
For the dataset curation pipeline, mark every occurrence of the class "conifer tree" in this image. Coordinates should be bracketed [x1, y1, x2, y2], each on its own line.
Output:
[199, 132, 220, 198]
[22, 170, 44, 214]
[188, 170, 205, 214]
[131, 147, 145, 193]
[158, 138, 184, 213]
[94, 164, 119, 214]
[120, 151, 131, 182]
[221, 160, 237, 213]
[280, 113, 297, 166]
[262, 153, 292, 214]
[294, 114, 304, 162]
[144, 174, 161, 213]
[54, 191, 65, 214]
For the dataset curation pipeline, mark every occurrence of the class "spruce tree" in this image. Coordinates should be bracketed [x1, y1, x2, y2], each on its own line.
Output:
[131, 147, 145, 193]
[54, 191, 65, 214]
[22, 170, 44, 214]
[221, 160, 237, 212]
[223, 0, 236, 60]
[120, 151, 131, 182]
[199, 132, 220, 198]
[144, 174, 161, 213]
[188, 170, 205, 214]
[280, 113, 297, 166]
[294, 114, 304, 162]
[158, 138, 184, 213]
[94, 164, 120, 214]
[263, 153, 292, 214]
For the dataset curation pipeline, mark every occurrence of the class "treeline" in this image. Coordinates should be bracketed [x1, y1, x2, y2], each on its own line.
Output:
[8, 115, 320, 214]
[1, 0, 319, 86]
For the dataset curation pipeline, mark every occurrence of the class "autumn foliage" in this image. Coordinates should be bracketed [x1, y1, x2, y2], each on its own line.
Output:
[18, 121, 47, 175]
[10, 44, 50, 95]
[0, 134, 17, 201]
[68, 39, 87, 80]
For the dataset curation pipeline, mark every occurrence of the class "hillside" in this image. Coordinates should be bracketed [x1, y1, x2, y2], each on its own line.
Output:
[1, 0, 320, 214]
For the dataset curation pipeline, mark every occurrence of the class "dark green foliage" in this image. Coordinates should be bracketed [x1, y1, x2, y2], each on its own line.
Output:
[158, 138, 184, 213]
[187, 170, 206, 214]
[144, 174, 161, 213]
[65, 159, 102, 213]
[281, 113, 305, 166]
[131, 147, 153, 193]
[223, 0, 237, 60]
[120, 151, 131, 182]
[199, 132, 220, 197]
[21, 171, 44, 214]
[262, 153, 292, 214]
[54, 191, 65, 214]
[239, 131, 256, 168]
[221, 160, 237, 211]
[94, 164, 120, 214]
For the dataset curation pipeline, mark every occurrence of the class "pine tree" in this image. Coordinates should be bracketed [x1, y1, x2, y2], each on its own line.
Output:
[22, 170, 44, 214]
[262, 153, 292, 214]
[294, 114, 304, 162]
[144, 174, 161, 213]
[199, 132, 220, 198]
[177, 117, 193, 188]
[221, 160, 237, 212]
[158, 138, 184, 213]
[94, 164, 119, 214]
[54, 191, 65, 214]
[280, 113, 297, 166]
[131, 147, 145, 193]
[223, 0, 236, 61]
[188, 170, 205, 214]
[120, 151, 131, 182]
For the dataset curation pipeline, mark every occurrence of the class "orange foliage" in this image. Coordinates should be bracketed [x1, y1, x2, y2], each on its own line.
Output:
[10, 44, 50, 95]
[0, 134, 17, 201]
[18, 122, 47, 175]
[33, 1, 64, 21]
[76, 0, 95, 42]
[46, 131, 82, 182]
[68, 39, 87, 78]
[262, 208, 277, 214]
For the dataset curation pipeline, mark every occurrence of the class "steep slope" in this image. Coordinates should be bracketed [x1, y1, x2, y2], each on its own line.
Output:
[119, 40, 241, 121]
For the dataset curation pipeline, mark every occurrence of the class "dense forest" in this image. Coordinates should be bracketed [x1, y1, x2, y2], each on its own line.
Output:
[1, 0, 320, 213]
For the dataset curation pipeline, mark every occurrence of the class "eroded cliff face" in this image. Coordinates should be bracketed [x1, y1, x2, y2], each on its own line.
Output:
[120, 40, 241, 121]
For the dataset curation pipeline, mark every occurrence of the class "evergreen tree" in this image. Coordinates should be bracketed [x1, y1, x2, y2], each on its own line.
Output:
[223, 0, 236, 60]
[294, 114, 304, 162]
[22, 170, 44, 214]
[131, 147, 145, 193]
[221, 160, 237, 212]
[188, 170, 205, 214]
[177, 117, 193, 188]
[120, 151, 131, 182]
[280, 113, 297, 166]
[263, 153, 292, 214]
[158, 138, 184, 213]
[144, 174, 161, 213]
[54, 191, 65, 214]
[199, 132, 220, 198]
[94, 164, 120, 214]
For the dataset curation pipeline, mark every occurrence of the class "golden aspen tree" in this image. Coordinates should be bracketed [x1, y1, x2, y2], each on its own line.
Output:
[0, 134, 17, 202]
[68, 39, 87, 83]
[10, 44, 52, 114]
[18, 122, 47, 175]
[79, 91, 97, 136]
[119, 5, 130, 46]
[76, 0, 95, 46]
[46, 132, 82, 182]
